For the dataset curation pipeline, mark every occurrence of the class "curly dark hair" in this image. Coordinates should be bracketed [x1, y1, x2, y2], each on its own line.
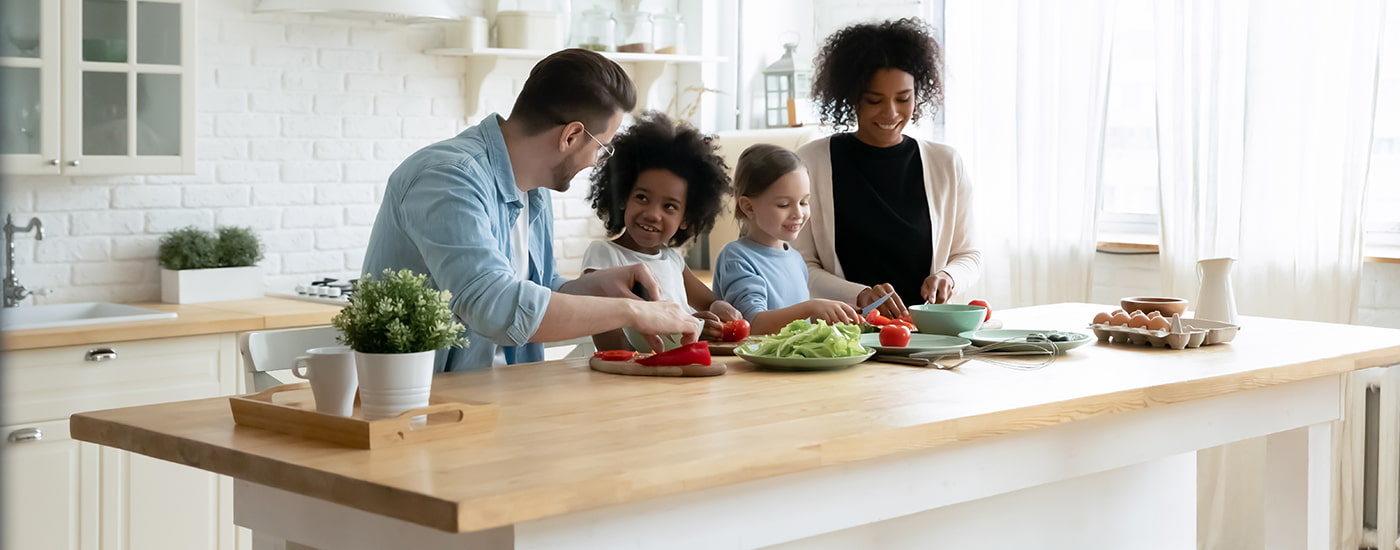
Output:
[588, 111, 732, 248]
[811, 18, 943, 132]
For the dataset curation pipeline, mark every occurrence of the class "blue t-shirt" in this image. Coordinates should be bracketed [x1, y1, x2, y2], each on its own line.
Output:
[713, 237, 810, 321]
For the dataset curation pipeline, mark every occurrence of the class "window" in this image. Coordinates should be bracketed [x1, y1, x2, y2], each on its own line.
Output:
[1096, 0, 1160, 244]
[1365, 5, 1400, 251]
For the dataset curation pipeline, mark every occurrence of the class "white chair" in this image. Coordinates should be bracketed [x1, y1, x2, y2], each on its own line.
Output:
[240, 326, 341, 392]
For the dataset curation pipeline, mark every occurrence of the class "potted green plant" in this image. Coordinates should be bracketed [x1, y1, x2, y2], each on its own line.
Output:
[158, 226, 265, 303]
[332, 269, 467, 420]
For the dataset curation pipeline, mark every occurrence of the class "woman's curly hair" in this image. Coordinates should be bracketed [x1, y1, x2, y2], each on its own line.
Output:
[588, 111, 732, 248]
[810, 18, 944, 132]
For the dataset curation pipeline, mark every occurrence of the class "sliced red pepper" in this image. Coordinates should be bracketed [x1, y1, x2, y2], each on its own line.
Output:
[635, 341, 711, 367]
[593, 350, 637, 362]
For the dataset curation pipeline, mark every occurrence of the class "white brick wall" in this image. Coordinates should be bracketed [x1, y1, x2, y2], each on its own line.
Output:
[2, 0, 613, 303]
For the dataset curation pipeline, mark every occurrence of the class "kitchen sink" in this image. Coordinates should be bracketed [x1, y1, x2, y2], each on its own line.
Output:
[3, 302, 178, 331]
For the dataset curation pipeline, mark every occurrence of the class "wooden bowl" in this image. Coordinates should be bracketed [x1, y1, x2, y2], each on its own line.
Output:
[1120, 297, 1188, 318]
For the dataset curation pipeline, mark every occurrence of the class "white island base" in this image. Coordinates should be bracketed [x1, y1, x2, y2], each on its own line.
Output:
[236, 374, 1337, 550]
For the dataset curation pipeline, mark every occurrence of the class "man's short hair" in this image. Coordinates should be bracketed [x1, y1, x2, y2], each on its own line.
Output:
[509, 49, 637, 135]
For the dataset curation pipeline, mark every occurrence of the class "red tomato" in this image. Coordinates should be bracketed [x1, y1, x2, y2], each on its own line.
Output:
[879, 324, 912, 347]
[865, 310, 892, 326]
[898, 313, 914, 324]
[968, 299, 992, 322]
[721, 319, 751, 342]
[593, 350, 637, 362]
[888, 319, 917, 331]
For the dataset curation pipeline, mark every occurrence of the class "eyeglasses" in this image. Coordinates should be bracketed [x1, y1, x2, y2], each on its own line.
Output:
[580, 126, 614, 163]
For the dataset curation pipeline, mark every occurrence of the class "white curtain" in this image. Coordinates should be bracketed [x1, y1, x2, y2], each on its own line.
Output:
[1154, 0, 1385, 325]
[1152, 2, 1387, 549]
[943, 0, 1114, 308]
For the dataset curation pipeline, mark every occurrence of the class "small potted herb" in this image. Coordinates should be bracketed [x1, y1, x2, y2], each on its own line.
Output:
[158, 226, 265, 303]
[332, 269, 467, 420]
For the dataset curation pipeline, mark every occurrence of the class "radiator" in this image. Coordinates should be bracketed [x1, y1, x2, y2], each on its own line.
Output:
[1346, 366, 1400, 550]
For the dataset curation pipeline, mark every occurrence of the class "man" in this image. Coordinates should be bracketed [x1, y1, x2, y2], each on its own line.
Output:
[362, 49, 697, 371]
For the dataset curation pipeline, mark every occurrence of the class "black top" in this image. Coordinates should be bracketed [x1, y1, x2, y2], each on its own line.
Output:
[831, 134, 934, 307]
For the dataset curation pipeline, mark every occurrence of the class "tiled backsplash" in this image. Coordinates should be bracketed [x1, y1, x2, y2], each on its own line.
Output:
[3, 0, 607, 304]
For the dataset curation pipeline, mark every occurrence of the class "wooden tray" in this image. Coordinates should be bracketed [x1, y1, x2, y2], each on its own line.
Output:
[228, 383, 497, 449]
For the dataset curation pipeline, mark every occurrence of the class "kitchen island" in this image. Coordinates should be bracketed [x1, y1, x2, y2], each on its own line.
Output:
[70, 303, 1400, 549]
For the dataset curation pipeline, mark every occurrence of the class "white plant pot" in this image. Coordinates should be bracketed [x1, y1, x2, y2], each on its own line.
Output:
[160, 266, 263, 304]
[353, 350, 436, 421]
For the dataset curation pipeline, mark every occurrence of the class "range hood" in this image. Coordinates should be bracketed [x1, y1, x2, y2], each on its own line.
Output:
[255, 0, 464, 23]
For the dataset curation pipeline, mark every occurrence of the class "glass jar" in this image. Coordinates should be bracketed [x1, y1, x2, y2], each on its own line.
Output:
[572, 6, 614, 52]
[614, 10, 653, 54]
[652, 11, 684, 55]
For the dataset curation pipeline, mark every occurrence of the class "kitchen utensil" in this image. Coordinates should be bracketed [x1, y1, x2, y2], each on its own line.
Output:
[904, 340, 1062, 371]
[734, 345, 875, 371]
[860, 292, 894, 316]
[957, 329, 1092, 352]
[907, 303, 985, 335]
[1120, 296, 1188, 317]
[588, 355, 725, 377]
[291, 346, 358, 417]
[859, 333, 971, 356]
[1194, 257, 1238, 324]
[709, 341, 741, 355]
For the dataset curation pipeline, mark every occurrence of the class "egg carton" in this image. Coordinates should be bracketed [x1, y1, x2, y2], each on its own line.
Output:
[1087, 316, 1239, 349]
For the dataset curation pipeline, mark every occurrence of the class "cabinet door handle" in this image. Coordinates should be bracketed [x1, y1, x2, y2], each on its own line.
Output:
[48, 159, 59, 166]
[85, 348, 118, 362]
[7, 428, 43, 444]
[67, 160, 80, 167]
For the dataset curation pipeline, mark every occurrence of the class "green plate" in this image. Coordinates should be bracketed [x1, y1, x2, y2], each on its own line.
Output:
[859, 333, 972, 356]
[957, 329, 1092, 352]
[735, 345, 876, 371]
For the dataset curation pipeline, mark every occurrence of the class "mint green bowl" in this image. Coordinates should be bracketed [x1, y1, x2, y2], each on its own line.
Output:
[908, 304, 985, 336]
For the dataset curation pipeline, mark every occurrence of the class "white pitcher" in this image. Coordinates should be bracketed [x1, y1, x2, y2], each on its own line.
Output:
[1194, 257, 1238, 324]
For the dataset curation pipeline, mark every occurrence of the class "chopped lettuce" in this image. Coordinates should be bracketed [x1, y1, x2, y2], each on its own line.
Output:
[745, 319, 867, 358]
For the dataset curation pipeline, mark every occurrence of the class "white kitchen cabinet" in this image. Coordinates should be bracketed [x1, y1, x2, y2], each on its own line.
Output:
[1, 334, 239, 550]
[2, 420, 99, 550]
[0, 0, 196, 175]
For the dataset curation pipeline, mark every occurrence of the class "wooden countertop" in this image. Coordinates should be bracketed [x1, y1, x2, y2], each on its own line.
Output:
[70, 303, 1400, 534]
[3, 297, 342, 351]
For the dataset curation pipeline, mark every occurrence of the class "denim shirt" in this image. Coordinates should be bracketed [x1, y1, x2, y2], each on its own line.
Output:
[362, 114, 566, 371]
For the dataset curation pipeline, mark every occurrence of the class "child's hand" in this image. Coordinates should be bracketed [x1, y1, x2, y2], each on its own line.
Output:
[709, 300, 742, 323]
[693, 311, 724, 341]
[803, 299, 861, 325]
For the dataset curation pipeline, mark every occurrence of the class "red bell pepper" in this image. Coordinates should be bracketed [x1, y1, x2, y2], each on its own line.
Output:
[593, 350, 638, 362]
[635, 341, 712, 367]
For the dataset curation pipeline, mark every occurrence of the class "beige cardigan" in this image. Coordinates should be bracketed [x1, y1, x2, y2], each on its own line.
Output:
[793, 136, 982, 304]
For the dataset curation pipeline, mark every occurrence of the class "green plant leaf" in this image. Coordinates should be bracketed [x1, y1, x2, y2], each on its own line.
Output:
[330, 269, 468, 354]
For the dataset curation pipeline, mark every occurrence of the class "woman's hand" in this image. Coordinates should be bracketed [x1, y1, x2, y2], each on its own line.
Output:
[921, 272, 956, 304]
[693, 310, 724, 341]
[802, 299, 861, 325]
[562, 264, 662, 301]
[709, 300, 743, 323]
[856, 283, 908, 319]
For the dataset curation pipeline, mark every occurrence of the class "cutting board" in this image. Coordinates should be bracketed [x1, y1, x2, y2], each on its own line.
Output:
[588, 356, 726, 377]
[709, 341, 741, 356]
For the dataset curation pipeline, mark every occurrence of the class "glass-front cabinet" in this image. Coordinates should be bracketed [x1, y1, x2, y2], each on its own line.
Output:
[1, 0, 195, 175]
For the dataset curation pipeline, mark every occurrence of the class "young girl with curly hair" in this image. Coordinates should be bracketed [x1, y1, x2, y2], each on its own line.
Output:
[583, 112, 741, 349]
[795, 18, 982, 319]
[713, 144, 862, 335]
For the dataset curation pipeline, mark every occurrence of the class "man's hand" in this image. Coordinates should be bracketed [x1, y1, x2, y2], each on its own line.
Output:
[920, 271, 956, 304]
[561, 264, 663, 301]
[630, 300, 700, 351]
[856, 283, 907, 319]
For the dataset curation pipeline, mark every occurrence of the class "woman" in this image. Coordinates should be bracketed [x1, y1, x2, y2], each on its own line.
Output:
[793, 18, 980, 319]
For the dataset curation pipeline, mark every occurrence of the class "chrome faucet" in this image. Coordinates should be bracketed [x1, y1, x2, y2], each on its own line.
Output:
[5, 215, 44, 308]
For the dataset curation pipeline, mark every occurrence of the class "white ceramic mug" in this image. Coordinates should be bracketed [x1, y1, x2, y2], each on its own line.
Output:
[292, 346, 358, 417]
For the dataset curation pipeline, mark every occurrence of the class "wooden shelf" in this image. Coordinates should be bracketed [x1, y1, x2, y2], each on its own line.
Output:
[425, 47, 727, 116]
